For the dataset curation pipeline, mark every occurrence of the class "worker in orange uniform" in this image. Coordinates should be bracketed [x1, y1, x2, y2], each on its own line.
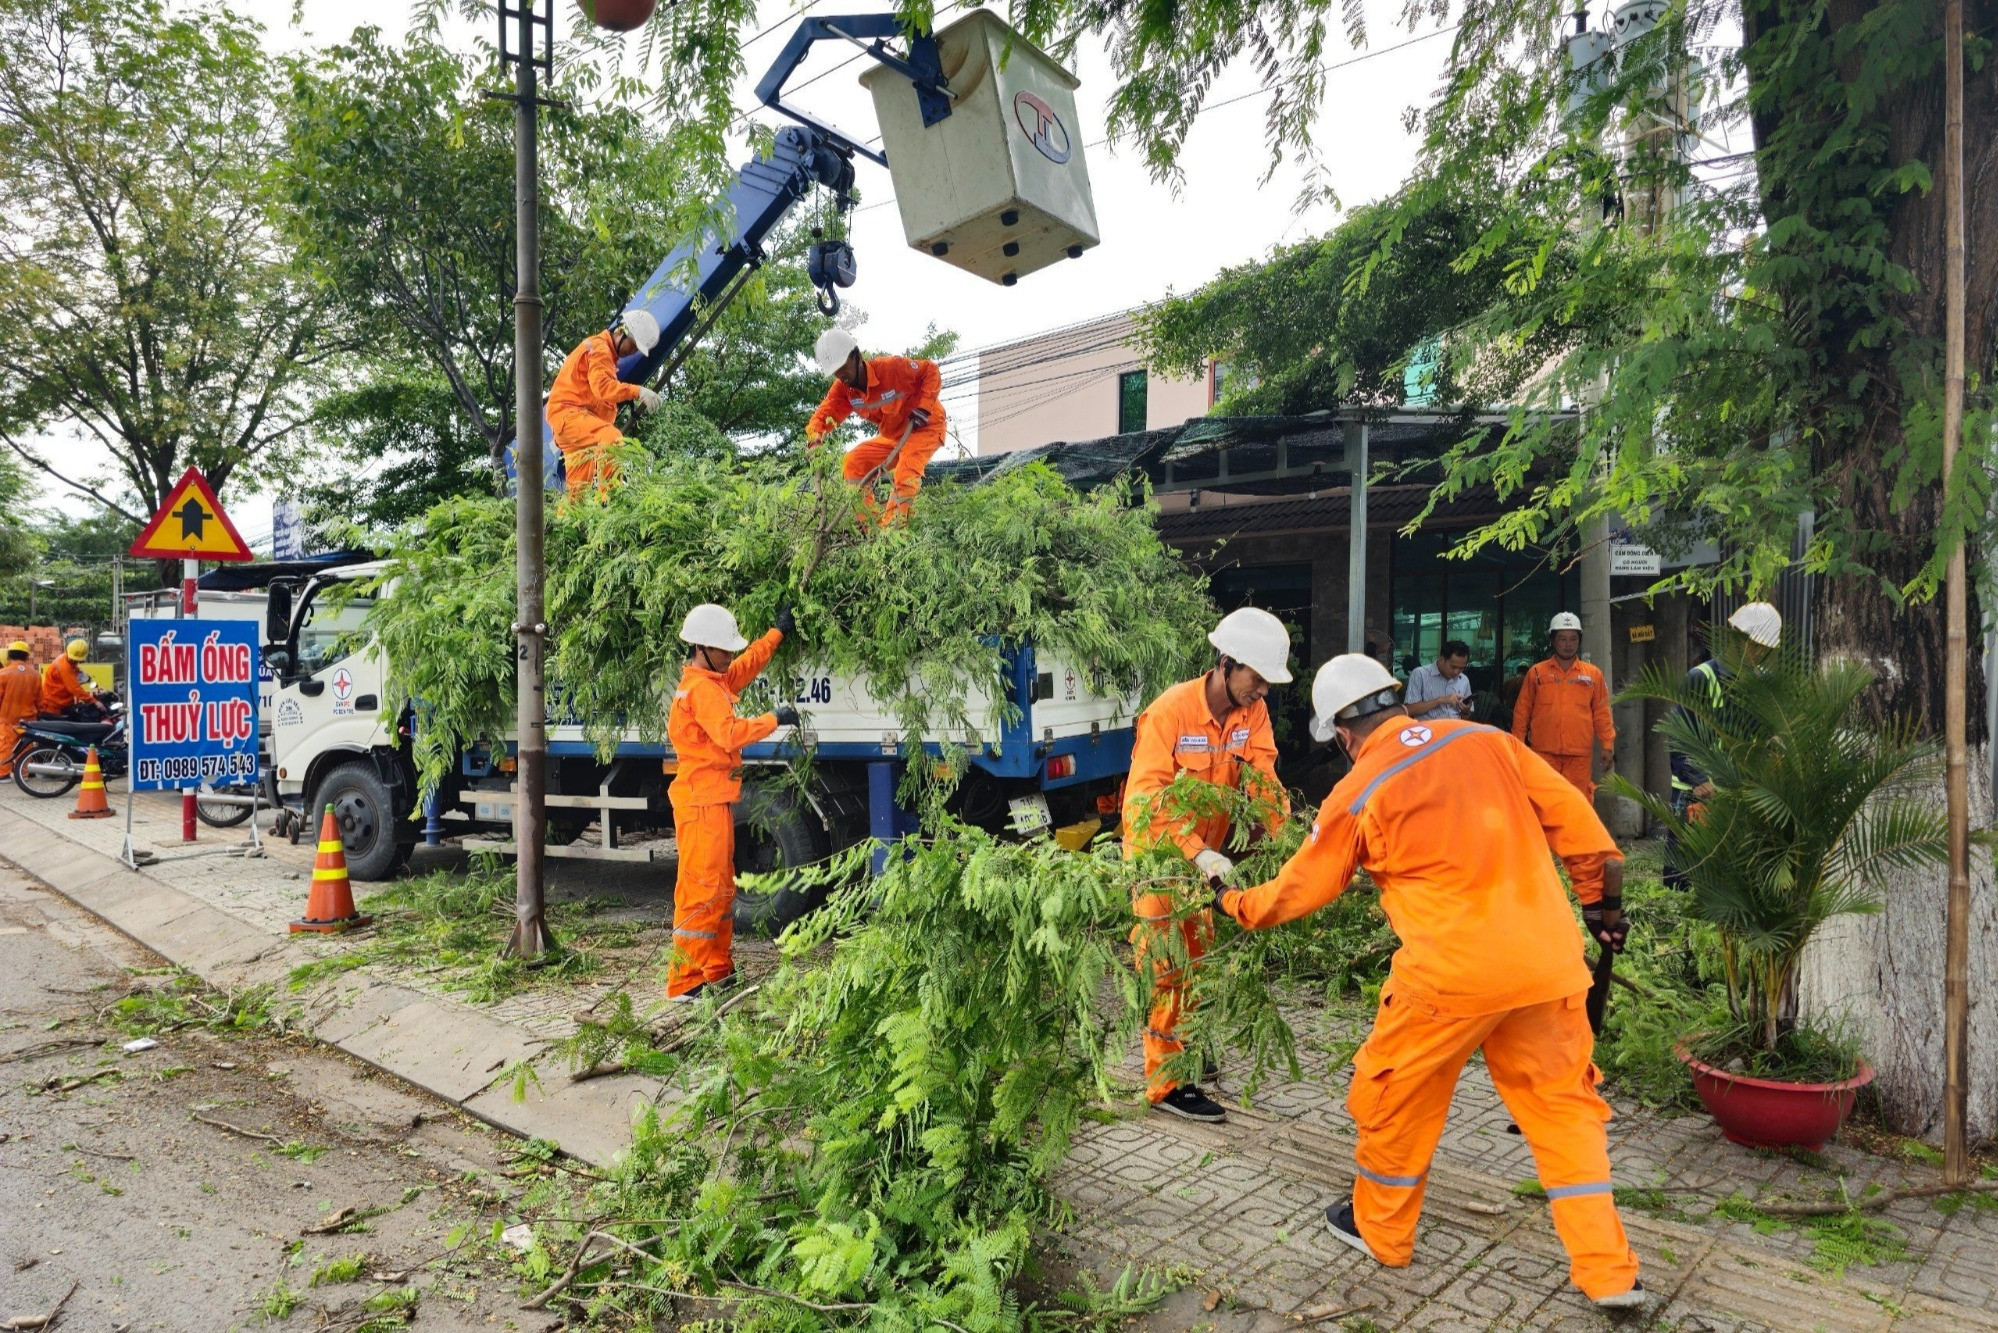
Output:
[1121, 607, 1293, 1122]
[1215, 654, 1644, 1312]
[1510, 611, 1615, 802]
[0, 641, 41, 779]
[806, 328, 946, 525]
[665, 600, 799, 1002]
[547, 309, 663, 501]
[40, 640, 102, 720]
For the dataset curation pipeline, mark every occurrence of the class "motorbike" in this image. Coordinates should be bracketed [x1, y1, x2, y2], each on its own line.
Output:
[8, 696, 253, 828]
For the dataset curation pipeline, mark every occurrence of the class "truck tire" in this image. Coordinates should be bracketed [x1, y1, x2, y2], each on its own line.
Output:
[731, 782, 828, 938]
[315, 762, 413, 881]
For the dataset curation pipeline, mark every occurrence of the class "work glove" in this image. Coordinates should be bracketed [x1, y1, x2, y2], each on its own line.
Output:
[636, 386, 662, 412]
[772, 702, 800, 727]
[1209, 882, 1236, 920]
[1582, 900, 1628, 954]
[1193, 848, 1234, 886]
[774, 600, 796, 635]
[909, 406, 932, 429]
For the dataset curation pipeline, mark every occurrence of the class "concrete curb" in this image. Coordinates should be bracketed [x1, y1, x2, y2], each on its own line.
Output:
[0, 806, 658, 1169]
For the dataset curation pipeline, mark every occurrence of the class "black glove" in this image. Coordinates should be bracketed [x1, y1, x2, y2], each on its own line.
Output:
[1583, 899, 1628, 954]
[774, 599, 796, 635]
[1209, 882, 1234, 920]
[772, 702, 800, 727]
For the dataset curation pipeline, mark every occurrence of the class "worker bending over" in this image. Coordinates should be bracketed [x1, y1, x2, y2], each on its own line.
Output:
[806, 328, 946, 525]
[0, 641, 40, 779]
[547, 310, 663, 501]
[1511, 612, 1615, 802]
[1122, 607, 1292, 1122]
[1216, 655, 1643, 1310]
[40, 640, 102, 721]
[665, 602, 799, 1001]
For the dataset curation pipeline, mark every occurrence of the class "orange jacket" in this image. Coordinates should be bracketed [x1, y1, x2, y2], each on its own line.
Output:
[807, 356, 944, 445]
[1122, 675, 1288, 860]
[1222, 719, 1619, 1017]
[39, 658, 94, 715]
[0, 661, 39, 726]
[547, 331, 641, 430]
[1510, 656, 1614, 758]
[667, 629, 782, 811]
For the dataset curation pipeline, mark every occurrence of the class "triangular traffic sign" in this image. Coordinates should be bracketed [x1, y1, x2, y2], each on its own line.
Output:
[129, 467, 255, 562]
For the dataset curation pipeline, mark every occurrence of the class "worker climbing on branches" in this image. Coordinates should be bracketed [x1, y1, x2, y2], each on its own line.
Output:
[0, 641, 39, 779]
[39, 639, 103, 721]
[548, 309, 664, 501]
[1216, 654, 1644, 1312]
[665, 600, 799, 1002]
[806, 328, 947, 526]
[1122, 607, 1293, 1122]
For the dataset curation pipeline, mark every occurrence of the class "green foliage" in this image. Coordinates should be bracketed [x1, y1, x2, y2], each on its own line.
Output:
[0, 0, 332, 519]
[1713, 1194, 1911, 1277]
[366, 445, 1214, 798]
[308, 1253, 369, 1286]
[1612, 641, 1952, 1064]
[302, 376, 497, 532]
[108, 971, 287, 1039]
[259, 1278, 302, 1321]
[0, 505, 140, 628]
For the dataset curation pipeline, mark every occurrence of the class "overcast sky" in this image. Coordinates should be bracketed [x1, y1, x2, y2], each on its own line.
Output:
[36, 0, 1457, 543]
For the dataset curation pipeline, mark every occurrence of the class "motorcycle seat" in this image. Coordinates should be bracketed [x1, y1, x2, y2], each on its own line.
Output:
[29, 720, 117, 741]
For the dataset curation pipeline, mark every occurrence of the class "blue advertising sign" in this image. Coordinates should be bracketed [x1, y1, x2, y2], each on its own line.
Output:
[127, 620, 261, 791]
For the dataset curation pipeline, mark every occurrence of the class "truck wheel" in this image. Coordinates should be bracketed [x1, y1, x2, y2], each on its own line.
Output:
[731, 782, 828, 938]
[315, 763, 412, 881]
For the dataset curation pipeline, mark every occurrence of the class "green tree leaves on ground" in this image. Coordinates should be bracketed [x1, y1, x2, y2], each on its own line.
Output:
[0, 0, 334, 523]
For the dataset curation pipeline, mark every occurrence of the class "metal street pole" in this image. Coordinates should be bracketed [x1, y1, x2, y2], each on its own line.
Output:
[502, 0, 554, 959]
[1939, 0, 1971, 1185]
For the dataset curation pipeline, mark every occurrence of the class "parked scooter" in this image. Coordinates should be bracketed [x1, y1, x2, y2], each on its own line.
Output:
[11, 694, 127, 799]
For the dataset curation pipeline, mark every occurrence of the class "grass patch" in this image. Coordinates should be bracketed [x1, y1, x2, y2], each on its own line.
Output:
[308, 1253, 368, 1286]
[1714, 1194, 1911, 1276]
[258, 1278, 301, 1321]
[276, 1141, 328, 1163]
[283, 856, 642, 1005]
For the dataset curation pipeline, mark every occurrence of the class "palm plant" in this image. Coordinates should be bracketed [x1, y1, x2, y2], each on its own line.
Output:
[1612, 640, 1950, 1066]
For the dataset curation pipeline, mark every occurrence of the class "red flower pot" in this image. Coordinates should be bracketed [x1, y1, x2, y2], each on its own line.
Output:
[1678, 1045, 1873, 1152]
[578, 0, 656, 32]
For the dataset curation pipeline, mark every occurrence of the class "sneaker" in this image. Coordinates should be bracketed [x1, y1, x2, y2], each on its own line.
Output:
[668, 983, 707, 1005]
[1323, 1201, 1376, 1260]
[1593, 1282, 1648, 1311]
[1152, 1084, 1227, 1122]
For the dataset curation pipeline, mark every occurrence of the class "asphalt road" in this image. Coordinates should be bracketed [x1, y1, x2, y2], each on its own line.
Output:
[0, 861, 552, 1333]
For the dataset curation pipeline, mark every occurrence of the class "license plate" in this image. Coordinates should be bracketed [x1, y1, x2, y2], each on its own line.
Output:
[1007, 793, 1053, 835]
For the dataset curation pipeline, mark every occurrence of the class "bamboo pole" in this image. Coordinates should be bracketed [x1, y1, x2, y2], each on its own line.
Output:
[1940, 0, 1971, 1185]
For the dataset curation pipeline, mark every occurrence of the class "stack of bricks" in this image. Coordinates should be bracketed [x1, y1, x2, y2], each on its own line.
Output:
[0, 625, 66, 669]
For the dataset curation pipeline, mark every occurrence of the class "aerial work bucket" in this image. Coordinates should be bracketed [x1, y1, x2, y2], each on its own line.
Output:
[860, 9, 1100, 287]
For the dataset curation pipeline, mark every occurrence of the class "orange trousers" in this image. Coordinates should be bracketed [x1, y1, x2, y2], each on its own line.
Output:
[0, 721, 18, 778]
[1346, 984, 1638, 1299]
[844, 420, 945, 524]
[1132, 892, 1211, 1102]
[1537, 752, 1595, 804]
[551, 409, 623, 501]
[667, 803, 736, 996]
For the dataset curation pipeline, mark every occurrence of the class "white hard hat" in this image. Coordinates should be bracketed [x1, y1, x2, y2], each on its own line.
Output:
[1309, 654, 1403, 741]
[814, 327, 860, 376]
[679, 603, 748, 652]
[1728, 601, 1783, 649]
[1208, 607, 1294, 684]
[1549, 611, 1583, 633]
[619, 308, 661, 356]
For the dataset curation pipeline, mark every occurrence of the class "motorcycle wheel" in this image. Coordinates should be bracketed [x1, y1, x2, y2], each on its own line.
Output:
[14, 745, 80, 799]
[196, 785, 256, 828]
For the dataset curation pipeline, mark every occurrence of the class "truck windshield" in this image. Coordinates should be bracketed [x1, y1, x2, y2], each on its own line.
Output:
[296, 591, 373, 676]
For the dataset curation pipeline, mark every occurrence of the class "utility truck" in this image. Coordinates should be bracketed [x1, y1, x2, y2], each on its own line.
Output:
[260, 562, 1136, 930]
[263, 9, 1121, 929]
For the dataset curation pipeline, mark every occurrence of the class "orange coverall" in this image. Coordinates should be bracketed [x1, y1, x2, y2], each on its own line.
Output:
[1121, 675, 1288, 1102]
[806, 356, 946, 524]
[39, 657, 95, 717]
[1510, 656, 1615, 801]
[1220, 718, 1635, 1301]
[0, 661, 41, 778]
[547, 331, 642, 500]
[665, 628, 782, 996]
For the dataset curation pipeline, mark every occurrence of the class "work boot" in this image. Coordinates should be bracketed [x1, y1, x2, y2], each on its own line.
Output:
[1152, 1084, 1226, 1122]
[669, 982, 709, 1005]
[1324, 1201, 1377, 1261]
[1593, 1282, 1648, 1311]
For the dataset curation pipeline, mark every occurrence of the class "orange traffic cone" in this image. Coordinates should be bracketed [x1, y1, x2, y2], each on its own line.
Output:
[67, 747, 114, 819]
[290, 805, 372, 934]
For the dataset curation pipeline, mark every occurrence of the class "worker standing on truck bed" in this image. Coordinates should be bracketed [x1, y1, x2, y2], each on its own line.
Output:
[1216, 654, 1643, 1312]
[39, 640, 102, 720]
[666, 601, 799, 1002]
[1510, 612, 1615, 802]
[547, 310, 663, 501]
[1121, 607, 1293, 1123]
[806, 328, 947, 526]
[1, 641, 39, 779]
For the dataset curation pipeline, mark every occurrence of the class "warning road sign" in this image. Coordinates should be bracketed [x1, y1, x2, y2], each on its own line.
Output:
[129, 468, 254, 562]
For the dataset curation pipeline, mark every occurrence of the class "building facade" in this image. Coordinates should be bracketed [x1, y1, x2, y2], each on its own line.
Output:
[972, 311, 1219, 456]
